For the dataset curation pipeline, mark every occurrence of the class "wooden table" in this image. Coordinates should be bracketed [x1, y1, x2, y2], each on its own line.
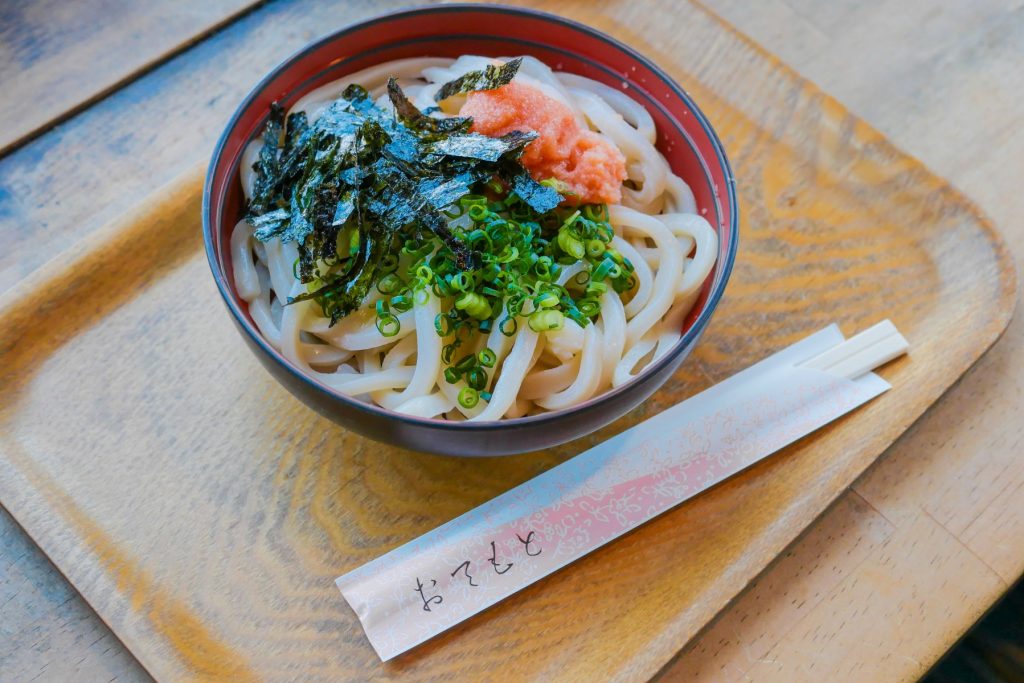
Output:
[1, 1, 1020, 680]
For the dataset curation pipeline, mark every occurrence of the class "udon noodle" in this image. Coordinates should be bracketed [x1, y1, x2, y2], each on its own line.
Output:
[232, 56, 717, 421]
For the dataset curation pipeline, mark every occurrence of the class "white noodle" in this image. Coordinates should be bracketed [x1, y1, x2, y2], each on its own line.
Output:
[470, 327, 541, 421]
[612, 206, 685, 347]
[536, 322, 603, 410]
[233, 56, 718, 423]
[394, 392, 455, 419]
[521, 355, 580, 400]
[612, 236, 653, 318]
[230, 219, 260, 300]
[597, 287, 627, 387]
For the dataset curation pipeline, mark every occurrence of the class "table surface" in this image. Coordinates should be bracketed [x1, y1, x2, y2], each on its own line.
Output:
[1, 1, 1021, 681]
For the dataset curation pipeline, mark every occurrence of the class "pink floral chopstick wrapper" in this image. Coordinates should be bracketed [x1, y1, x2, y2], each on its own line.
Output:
[337, 324, 893, 661]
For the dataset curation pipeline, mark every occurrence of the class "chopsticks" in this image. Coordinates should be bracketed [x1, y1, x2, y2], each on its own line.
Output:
[800, 320, 909, 380]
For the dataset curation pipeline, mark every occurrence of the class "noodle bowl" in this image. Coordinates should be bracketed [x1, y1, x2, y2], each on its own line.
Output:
[230, 56, 718, 422]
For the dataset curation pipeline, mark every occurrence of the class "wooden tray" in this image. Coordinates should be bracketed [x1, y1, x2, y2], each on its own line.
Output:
[0, 3, 1015, 681]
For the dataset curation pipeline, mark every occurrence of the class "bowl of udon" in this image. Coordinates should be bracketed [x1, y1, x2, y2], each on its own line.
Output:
[203, 4, 737, 456]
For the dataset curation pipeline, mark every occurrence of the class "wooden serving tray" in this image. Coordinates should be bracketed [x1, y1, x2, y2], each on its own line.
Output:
[0, 3, 1015, 681]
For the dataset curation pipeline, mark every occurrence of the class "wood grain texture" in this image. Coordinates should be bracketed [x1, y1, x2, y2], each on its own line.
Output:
[0, 0, 428, 298]
[0, 506, 150, 682]
[734, 512, 1004, 682]
[657, 492, 897, 681]
[0, 2, 1015, 680]
[658, 0, 1024, 680]
[0, 0, 260, 156]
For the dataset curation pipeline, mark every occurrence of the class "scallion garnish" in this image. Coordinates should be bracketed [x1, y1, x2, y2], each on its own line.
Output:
[245, 65, 635, 344]
[458, 387, 480, 409]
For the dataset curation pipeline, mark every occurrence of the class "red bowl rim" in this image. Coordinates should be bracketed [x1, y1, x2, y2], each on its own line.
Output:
[202, 2, 739, 433]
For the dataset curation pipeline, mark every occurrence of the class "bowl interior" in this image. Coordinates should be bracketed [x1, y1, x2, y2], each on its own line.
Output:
[205, 5, 737, 425]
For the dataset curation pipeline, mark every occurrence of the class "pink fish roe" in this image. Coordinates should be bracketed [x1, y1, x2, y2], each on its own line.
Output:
[461, 81, 627, 205]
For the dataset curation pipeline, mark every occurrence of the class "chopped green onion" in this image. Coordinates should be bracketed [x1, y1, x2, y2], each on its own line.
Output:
[613, 275, 636, 294]
[478, 348, 497, 367]
[585, 239, 606, 259]
[507, 295, 525, 316]
[288, 163, 623, 344]
[535, 291, 559, 309]
[466, 368, 486, 390]
[529, 309, 565, 332]
[592, 258, 615, 281]
[540, 177, 572, 194]
[390, 294, 413, 312]
[460, 194, 487, 207]
[376, 314, 400, 337]
[433, 277, 452, 297]
[564, 306, 587, 327]
[455, 292, 491, 320]
[582, 204, 607, 221]
[468, 204, 489, 221]
[557, 228, 585, 260]
[458, 387, 480, 409]
[578, 298, 601, 318]
[496, 245, 519, 264]
[534, 255, 554, 278]
[442, 343, 457, 364]
[481, 262, 501, 280]
[377, 273, 402, 294]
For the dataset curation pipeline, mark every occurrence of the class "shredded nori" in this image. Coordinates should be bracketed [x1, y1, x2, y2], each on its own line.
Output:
[247, 103, 285, 218]
[434, 58, 523, 102]
[387, 78, 471, 137]
[245, 72, 562, 324]
[430, 130, 537, 162]
[502, 164, 563, 214]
